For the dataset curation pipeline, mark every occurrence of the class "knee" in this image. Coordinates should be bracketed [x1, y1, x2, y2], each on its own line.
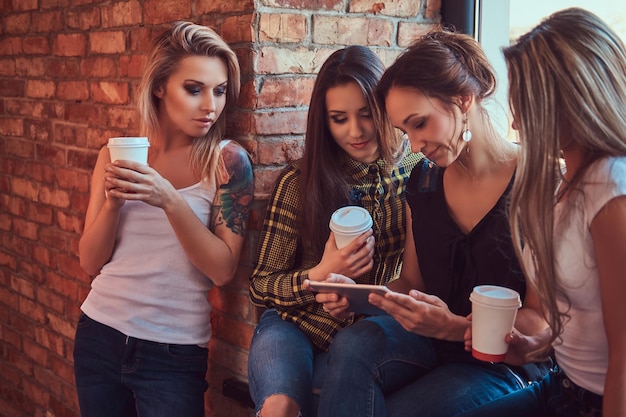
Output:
[329, 319, 386, 361]
[258, 394, 302, 417]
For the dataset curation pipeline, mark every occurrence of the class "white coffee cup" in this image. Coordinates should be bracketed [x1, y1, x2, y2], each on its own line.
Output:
[469, 285, 521, 362]
[107, 137, 150, 165]
[329, 206, 373, 249]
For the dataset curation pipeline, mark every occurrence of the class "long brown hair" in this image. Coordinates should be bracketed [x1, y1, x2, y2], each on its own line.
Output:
[299, 46, 405, 256]
[505, 7, 626, 358]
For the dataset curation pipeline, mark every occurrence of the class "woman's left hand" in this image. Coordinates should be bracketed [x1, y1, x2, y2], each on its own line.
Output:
[369, 289, 467, 340]
[104, 160, 179, 209]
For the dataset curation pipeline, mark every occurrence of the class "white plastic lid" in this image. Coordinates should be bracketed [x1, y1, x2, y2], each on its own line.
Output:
[469, 285, 521, 308]
[107, 137, 150, 147]
[329, 206, 373, 234]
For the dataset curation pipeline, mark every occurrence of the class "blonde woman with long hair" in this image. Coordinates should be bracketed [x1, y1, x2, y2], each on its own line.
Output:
[461, 7, 626, 417]
[75, 22, 253, 417]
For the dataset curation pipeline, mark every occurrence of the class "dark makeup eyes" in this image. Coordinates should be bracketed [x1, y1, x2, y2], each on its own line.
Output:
[329, 112, 372, 124]
[184, 83, 227, 96]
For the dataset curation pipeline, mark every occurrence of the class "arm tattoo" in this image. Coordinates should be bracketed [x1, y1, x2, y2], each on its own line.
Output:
[212, 144, 254, 236]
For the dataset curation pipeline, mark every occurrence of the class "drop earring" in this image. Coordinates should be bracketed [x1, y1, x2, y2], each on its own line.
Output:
[462, 113, 472, 143]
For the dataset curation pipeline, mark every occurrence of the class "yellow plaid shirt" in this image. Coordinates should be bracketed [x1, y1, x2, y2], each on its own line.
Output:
[249, 151, 422, 351]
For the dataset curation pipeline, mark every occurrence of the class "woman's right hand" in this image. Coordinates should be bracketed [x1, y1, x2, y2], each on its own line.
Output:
[308, 229, 375, 282]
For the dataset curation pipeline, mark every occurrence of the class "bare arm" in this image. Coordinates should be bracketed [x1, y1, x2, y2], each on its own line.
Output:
[78, 147, 124, 276]
[590, 196, 626, 417]
[388, 203, 425, 293]
[166, 141, 253, 286]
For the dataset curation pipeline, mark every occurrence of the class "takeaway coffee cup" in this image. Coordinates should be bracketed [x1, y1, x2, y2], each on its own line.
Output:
[107, 137, 150, 165]
[329, 206, 373, 249]
[469, 285, 522, 362]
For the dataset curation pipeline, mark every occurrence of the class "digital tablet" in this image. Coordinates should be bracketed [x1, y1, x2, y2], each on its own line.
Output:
[308, 281, 390, 315]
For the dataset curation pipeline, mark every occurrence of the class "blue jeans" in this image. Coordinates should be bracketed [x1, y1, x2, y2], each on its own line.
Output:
[456, 366, 603, 417]
[248, 309, 329, 417]
[73, 313, 208, 417]
[317, 315, 536, 417]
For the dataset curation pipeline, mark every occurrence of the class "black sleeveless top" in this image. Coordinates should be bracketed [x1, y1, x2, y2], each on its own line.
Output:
[405, 159, 526, 318]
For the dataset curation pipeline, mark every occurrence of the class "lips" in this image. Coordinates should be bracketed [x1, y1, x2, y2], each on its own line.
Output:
[350, 141, 370, 150]
[194, 118, 214, 128]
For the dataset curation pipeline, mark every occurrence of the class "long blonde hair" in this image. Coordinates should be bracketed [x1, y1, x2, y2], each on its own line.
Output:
[504, 7, 626, 357]
[137, 21, 241, 180]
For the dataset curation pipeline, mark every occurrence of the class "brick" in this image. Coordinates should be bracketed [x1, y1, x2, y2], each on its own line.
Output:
[12, 218, 39, 241]
[31, 10, 64, 33]
[55, 168, 90, 192]
[80, 56, 118, 78]
[13, 0, 38, 11]
[26, 203, 53, 225]
[53, 33, 87, 57]
[36, 143, 65, 166]
[398, 21, 434, 47]
[253, 109, 307, 135]
[89, 31, 126, 54]
[15, 57, 46, 77]
[23, 36, 50, 54]
[257, 46, 330, 75]
[252, 166, 284, 198]
[39, 186, 70, 209]
[25, 80, 55, 99]
[101, 0, 143, 28]
[53, 123, 89, 147]
[257, 137, 304, 165]
[33, 326, 65, 355]
[46, 312, 76, 339]
[0, 79, 25, 98]
[91, 81, 130, 104]
[67, 147, 98, 171]
[313, 15, 373, 45]
[64, 102, 102, 124]
[261, 0, 342, 10]
[0, 59, 16, 76]
[66, 7, 101, 31]
[350, 0, 422, 17]
[4, 13, 31, 35]
[221, 14, 254, 43]
[143, 0, 191, 25]
[19, 297, 47, 325]
[45, 57, 81, 78]
[118, 54, 145, 78]
[425, 0, 442, 19]
[0, 37, 22, 55]
[104, 106, 140, 129]
[211, 314, 254, 350]
[208, 338, 249, 376]
[0, 117, 25, 136]
[32, 244, 56, 269]
[259, 13, 308, 43]
[257, 76, 315, 108]
[197, 0, 254, 14]
[36, 287, 65, 314]
[55, 211, 83, 234]
[55, 81, 88, 101]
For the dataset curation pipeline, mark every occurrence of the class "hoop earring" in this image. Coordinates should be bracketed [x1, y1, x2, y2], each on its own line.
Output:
[462, 114, 472, 143]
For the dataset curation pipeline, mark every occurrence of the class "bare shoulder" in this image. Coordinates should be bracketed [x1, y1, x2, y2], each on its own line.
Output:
[217, 140, 253, 187]
[211, 140, 254, 236]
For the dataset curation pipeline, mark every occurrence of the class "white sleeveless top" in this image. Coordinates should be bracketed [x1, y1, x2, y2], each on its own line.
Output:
[81, 140, 230, 345]
[550, 156, 626, 395]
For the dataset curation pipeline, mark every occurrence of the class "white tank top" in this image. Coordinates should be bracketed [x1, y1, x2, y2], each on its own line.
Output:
[551, 156, 626, 395]
[81, 141, 230, 345]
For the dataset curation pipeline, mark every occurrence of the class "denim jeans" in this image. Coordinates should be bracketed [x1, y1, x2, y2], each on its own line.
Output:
[73, 313, 208, 417]
[248, 309, 329, 417]
[317, 315, 534, 417]
[456, 366, 603, 417]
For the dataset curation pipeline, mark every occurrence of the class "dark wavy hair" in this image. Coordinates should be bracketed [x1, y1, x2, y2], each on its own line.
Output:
[299, 46, 404, 256]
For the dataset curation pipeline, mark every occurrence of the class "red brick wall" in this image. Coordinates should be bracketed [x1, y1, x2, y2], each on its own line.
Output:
[0, 1, 440, 416]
